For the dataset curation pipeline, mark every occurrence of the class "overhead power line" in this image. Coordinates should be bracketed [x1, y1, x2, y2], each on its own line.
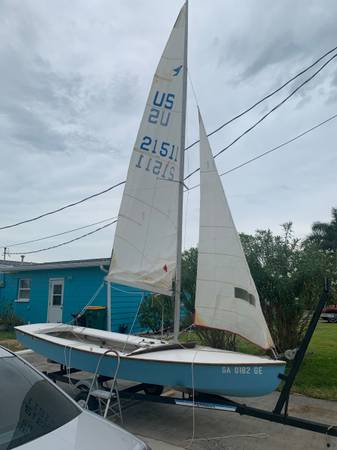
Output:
[187, 112, 337, 191]
[0, 181, 125, 231]
[214, 53, 337, 159]
[185, 44, 337, 151]
[1, 46, 337, 231]
[10, 220, 117, 255]
[184, 51, 337, 181]
[5, 217, 116, 248]
[9, 112, 337, 255]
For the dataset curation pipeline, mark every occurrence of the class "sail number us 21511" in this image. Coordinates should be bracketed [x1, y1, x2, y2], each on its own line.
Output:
[134, 136, 179, 181]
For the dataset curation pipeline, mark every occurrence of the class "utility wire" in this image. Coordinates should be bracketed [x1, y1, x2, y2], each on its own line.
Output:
[5, 216, 116, 248]
[185, 44, 337, 151]
[1, 46, 337, 231]
[0, 181, 125, 231]
[10, 220, 117, 255]
[8, 112, 337, 255]
[187, 112, 337, 191]
[184, 51, 337, 181]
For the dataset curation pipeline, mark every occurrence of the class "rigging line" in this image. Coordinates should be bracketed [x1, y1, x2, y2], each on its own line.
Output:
[186, 112, 337, 192]
[122, 292, 145, 353]
[5, 216, 117, 248]
[185, 44, 337, 151]
[187, 69, 199, 108]
[10, 220, 117, 255]
[2, 112, 336, 241]
[2, 49, 336, 233]
[185, 52, 337, 181]
[0, 180, 125, 231]
[2, 114, 333, 241]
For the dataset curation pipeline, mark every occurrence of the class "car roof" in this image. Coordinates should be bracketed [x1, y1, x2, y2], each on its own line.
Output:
[0, 346, 13, 358]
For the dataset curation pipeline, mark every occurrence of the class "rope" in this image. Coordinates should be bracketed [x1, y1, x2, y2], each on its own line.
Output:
[63, 341, 87, 385]
[188, 349, 198, 446]
[111, 284, 147, 295]
[188, 69, 199, 109]
[68, 282, 105, 326]
[64, 345, 73, 385]
[122, 292, 146, 353]
[49, 282, 105, 350]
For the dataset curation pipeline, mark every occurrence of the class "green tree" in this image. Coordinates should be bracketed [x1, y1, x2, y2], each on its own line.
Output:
[179, 224, 336, 352]
[181, 247, 198, 326]
[138, 294, 174, 333]
[140, 222, 336, 352]
[305, 207, 337, 251]
[241, 223, 336, 352]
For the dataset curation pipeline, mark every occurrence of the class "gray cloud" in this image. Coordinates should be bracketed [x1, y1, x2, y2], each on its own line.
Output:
[0, 0, 337, 262]
[217, 0, 337, 95]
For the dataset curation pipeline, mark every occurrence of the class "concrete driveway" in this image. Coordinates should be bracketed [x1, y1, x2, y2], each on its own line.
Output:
[123, 391, 337, 450]
[21, 350, 337, 450]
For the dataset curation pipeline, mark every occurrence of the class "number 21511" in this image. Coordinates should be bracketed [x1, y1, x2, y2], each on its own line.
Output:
[140, 136, 178, 161]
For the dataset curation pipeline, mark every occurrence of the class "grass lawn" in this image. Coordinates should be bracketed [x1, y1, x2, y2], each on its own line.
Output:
[0, 329, 24, 352]
[180, 322, 337, 401]
[292, 322, 337, 401]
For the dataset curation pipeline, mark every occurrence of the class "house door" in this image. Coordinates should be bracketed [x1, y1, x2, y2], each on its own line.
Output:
[47, 279, 64, 323]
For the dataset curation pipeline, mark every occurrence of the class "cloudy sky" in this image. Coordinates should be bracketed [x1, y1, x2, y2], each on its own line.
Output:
[1, 0, 336, 263]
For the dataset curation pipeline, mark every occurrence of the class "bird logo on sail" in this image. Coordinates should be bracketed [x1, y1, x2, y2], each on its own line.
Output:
[172, 65, 183, 76]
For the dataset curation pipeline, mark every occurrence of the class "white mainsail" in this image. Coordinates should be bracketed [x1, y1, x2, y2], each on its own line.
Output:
[194, 111, 274, 349]
[106, 4, 187, 296]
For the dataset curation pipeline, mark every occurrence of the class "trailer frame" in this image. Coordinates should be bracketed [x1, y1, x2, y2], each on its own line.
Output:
[45, 282, 337, 438]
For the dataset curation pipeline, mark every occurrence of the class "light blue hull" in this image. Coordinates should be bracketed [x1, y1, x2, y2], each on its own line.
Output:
[16, 330, 285, 397]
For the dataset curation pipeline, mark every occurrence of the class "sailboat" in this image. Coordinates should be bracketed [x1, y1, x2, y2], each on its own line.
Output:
[16, 2, 286, 398]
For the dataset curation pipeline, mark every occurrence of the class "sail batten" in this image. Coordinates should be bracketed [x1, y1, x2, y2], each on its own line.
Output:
[106, 4, 187, 297]
[194, 111, 274, 350]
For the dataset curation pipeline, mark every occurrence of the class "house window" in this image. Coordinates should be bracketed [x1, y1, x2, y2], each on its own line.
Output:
[17, 279, 31, 302]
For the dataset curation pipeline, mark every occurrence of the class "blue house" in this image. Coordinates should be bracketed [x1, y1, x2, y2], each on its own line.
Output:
[0, 258, 146, 333]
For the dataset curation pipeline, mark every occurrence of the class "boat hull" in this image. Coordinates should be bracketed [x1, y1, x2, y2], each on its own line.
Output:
[16, 326, 285, 397]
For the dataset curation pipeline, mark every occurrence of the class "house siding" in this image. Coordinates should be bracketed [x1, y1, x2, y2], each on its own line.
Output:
[0, 265, 146, 333]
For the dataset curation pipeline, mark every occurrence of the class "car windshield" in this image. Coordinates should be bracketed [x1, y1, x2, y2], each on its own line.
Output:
[0, 355, 80, 449]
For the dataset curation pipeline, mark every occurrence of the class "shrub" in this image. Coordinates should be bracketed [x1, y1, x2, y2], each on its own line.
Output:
[0, 303, 24, 330]
[138, 295, 174, 333]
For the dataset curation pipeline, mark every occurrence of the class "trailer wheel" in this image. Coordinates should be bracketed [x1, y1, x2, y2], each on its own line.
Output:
[143, 384, 164, 396]
[74, 390, 99, 412]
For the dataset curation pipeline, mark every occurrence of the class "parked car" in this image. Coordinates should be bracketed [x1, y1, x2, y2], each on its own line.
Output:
[321, 304, 337, 323]
[0, 346, 150, 450]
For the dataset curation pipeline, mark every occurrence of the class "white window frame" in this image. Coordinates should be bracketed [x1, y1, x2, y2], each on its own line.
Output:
[16, 278, 31, 303]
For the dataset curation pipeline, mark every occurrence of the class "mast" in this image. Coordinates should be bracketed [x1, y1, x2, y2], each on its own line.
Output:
[173, 0, 188, 342]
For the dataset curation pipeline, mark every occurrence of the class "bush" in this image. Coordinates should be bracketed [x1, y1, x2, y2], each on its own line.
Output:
[138, 295, 174, 333]
[179, 223, 337, 353]
[195, 328, 237, 350]
[240, 223, 337, 352]
[0, 303, 24, 330]
[181, 247, 198, 327]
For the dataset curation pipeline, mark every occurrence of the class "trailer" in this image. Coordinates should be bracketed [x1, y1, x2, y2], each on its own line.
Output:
[44, 282, 337, 440]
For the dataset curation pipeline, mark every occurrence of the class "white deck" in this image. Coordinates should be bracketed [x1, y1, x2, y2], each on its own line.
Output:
[16, 323, 285, 367]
